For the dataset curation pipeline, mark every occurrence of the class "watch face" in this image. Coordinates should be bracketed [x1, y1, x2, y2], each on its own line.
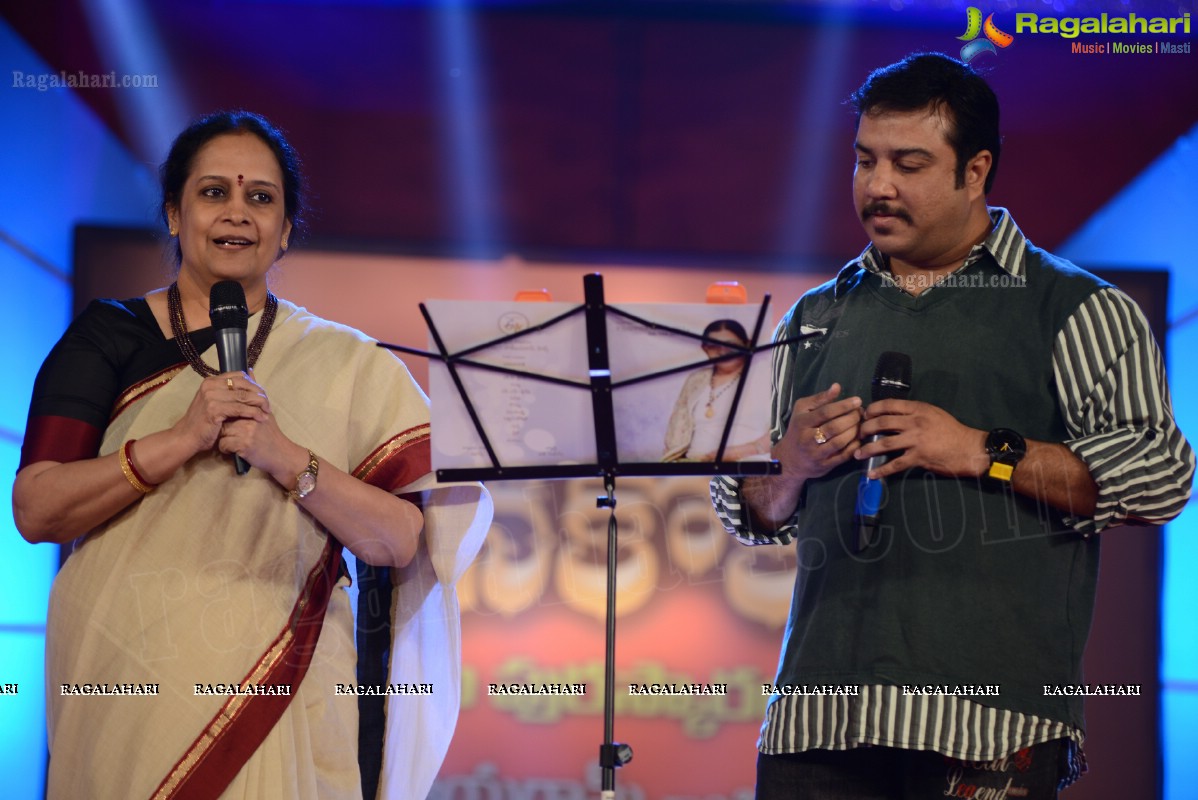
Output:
[987, 428, 1026, 459]
[296, 471, 317, 498]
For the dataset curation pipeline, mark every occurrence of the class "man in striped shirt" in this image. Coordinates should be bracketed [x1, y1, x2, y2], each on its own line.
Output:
[710, 52, 1193, 799]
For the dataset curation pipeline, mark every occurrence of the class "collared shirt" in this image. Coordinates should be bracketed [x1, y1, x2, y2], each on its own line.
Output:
[710, 208, 1194, 785]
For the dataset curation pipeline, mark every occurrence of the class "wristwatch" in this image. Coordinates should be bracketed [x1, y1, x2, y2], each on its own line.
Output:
[289, 449, 319, 500]
[985, 428, 1026, 483]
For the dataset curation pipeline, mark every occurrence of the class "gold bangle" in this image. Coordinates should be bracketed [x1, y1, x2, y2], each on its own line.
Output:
[119, 439, 156, 494]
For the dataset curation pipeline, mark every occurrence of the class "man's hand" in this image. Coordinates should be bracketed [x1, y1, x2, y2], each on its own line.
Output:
[775, 383, 864, 483]
[855, 399, 988, 480]
[743, 383, 862, 530]
[855, 398, 1098, 516]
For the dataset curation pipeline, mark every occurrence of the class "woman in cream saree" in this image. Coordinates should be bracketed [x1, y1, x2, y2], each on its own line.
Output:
[16, 111, 490, 799]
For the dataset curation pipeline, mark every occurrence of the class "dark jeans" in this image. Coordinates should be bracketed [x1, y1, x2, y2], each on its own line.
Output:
[756, 739, 1065, 800]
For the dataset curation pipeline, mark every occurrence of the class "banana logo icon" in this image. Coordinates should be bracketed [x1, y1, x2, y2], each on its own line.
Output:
[958, 7, 1014, 62]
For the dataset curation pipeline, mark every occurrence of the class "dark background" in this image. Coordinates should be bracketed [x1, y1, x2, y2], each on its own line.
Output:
[5, 1, 1196, 261]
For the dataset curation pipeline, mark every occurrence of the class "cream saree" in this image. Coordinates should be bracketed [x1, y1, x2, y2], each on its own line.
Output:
[44, 299, 491, 799]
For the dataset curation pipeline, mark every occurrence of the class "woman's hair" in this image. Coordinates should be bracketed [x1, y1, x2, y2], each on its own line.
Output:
[702, 319, 750, 346]
[159, 110, 307, 263]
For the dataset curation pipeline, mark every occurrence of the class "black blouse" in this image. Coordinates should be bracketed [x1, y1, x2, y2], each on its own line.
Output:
[20, 297, 214, 469]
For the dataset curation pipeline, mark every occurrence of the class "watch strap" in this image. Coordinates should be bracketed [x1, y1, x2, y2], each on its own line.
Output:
[289, 449, 319, 500]
[985, 428, 1026, 484]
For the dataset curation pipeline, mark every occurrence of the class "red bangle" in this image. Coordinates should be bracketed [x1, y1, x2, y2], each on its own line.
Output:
[120, 439, 157, 494]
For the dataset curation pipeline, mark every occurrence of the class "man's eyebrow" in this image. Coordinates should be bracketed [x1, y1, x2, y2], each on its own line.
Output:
[893, 147, 935, 160]
[852, 144, 936, 160]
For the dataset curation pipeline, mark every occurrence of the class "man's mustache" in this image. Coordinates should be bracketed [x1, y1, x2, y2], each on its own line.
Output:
[862, 203, 913, 224]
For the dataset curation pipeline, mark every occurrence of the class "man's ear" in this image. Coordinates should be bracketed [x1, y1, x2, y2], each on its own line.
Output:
[965, 150, 992, 199]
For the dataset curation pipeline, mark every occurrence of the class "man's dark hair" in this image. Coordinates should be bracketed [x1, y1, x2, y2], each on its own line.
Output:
[850, 52, 1001, 194]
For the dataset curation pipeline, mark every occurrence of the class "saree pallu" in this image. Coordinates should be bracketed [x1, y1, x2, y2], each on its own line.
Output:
[44, 300, 491, 800]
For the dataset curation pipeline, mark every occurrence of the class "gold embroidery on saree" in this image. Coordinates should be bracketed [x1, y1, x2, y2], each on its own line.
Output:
[353, 424, 430, 482]
[111, 365, 186, 422]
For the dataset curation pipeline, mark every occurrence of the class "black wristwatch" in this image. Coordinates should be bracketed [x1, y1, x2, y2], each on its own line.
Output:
[985, 428, 1026, 483]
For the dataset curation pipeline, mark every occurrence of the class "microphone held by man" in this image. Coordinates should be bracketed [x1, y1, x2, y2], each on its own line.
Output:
[854, 351, 912, 552]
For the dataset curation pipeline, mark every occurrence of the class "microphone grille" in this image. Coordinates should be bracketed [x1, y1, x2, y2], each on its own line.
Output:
[871, 351, 912, 401]
[209, 281, 248, 330]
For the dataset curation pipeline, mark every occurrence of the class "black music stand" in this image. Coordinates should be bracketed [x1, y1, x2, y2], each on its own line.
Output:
[380, 273, 807, 798]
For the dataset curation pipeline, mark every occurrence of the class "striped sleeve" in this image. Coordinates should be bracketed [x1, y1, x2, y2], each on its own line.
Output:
[710, 312, 803, 546]
[1053, 287, 1195, 532]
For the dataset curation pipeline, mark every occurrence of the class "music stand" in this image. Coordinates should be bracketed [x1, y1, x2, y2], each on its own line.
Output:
[380, 273, 809, 797]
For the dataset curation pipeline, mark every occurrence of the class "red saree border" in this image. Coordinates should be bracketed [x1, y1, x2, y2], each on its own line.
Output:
[149, 537, 343, 800]
[352, 424, 431, 492]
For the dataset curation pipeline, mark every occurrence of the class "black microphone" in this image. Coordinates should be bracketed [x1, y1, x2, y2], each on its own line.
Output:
[854, 351, 912, 552]
[209, 280, 250, 475]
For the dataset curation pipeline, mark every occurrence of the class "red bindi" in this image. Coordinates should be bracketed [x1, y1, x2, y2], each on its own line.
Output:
[237, 174, 244, 186]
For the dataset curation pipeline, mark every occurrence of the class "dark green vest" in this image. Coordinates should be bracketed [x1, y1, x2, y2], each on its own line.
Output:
[777, 246, 1109, 729]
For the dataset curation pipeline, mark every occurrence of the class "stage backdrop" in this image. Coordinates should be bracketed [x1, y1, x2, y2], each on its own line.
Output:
[75, 227, 1165, 799]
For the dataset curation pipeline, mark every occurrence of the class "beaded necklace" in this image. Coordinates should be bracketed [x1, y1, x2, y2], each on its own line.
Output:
[167, 282, 278, 377]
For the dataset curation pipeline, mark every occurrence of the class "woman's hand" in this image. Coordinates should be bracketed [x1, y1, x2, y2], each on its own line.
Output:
[170, 371, 270, 458]
[212, 370, 306, 484]
[212, 371, 424, 568]
[15, 371, 298, 544]
[17, 369, 424, 565]
[12, 374, 256, 544]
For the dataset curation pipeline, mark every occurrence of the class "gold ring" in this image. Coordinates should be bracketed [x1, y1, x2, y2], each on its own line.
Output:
[227, 377, 235, 390]
[813, 427, 828, 445]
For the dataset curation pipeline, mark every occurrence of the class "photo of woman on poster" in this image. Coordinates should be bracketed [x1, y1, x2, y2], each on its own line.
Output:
[663, 319, 770, 462]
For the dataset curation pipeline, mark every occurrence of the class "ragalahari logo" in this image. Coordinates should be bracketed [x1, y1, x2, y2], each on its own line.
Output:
[958, 7, 1014, 61]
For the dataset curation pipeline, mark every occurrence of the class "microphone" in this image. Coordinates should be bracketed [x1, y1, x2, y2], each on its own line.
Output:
[854, 351, 912, 552]
[209, 280, 250, 475]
